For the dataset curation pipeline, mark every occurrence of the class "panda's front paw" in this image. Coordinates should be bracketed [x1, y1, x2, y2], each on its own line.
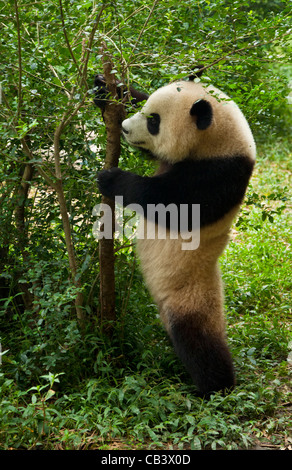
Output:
[97, 167, 123, 199]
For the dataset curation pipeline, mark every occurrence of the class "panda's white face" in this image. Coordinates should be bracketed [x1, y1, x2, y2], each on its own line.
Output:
[121, 81, 256, 163]
[122, 82, 203, 162]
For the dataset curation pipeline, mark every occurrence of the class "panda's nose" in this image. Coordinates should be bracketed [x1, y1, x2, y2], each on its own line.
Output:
[122, 126, 129, 135]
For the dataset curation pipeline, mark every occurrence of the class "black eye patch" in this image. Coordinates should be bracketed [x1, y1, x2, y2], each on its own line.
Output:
[147, 113, 160, 135]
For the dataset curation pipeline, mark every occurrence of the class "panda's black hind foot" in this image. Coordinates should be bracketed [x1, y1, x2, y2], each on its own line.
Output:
[170, 315, 235, 397]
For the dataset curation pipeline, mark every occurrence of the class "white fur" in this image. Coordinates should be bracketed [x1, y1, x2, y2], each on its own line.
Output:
[122, 81, 256, 162]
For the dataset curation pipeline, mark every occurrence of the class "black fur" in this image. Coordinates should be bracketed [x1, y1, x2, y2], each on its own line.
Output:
[97, 155, 254, 230]
[147, 113, 161, 135]
[190, 99, 213, 130]
[93, 74, 149, 110]
[170, 314, 235, 397]
[188, 65, 204, 80]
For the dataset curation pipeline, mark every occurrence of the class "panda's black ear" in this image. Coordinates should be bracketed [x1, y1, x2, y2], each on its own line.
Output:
[190, 99, 213, 130]
[189, 65, 204, 80]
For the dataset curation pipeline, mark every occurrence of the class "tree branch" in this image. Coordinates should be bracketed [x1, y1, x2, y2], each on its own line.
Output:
[128, 0, 159, 64]
[49, 4, 106, 328]
[196, 29, 292, 75]
[59, 0, 83, 78]
[80, 5, 106, 87]
[14, 0, 22, 121]
[98, 46, 126, 331]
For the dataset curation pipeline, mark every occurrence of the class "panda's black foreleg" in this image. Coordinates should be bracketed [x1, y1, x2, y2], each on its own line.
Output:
[169, 314, 235, 398]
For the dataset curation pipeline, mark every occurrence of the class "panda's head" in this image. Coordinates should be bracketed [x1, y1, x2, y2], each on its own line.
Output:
[121, 80, 256, 163]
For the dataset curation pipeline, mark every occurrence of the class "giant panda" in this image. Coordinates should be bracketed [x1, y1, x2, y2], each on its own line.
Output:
[97, 76, 256, 397]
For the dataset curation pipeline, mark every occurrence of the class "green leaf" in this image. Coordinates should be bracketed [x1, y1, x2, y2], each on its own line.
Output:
[43, 389, 55, 401]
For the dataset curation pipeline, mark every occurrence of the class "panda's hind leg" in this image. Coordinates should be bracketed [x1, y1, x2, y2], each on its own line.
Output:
[169, 312, 235, 398]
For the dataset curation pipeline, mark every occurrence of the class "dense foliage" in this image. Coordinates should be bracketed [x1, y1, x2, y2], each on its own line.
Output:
[0, 0, 291, 449]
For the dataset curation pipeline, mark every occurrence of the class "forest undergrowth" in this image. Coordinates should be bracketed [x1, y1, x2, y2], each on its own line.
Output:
[0, 141, 291, 451]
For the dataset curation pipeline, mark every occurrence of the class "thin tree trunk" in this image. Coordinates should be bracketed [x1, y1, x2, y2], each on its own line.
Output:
[14, 162, 34, 310]
[98, 50, 125, 330]
[53, 126, 86, 329]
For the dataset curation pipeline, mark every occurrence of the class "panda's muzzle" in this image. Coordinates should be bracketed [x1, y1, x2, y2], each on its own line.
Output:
[121, 126, 146, 146]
